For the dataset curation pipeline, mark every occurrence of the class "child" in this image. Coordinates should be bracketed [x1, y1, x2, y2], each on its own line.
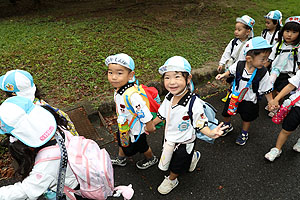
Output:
[105, 53, 158, 169]
[217, 15, 255, 102]
[0, 69, 79, 136]
[152, 56, 226, 195]
[266, 16, 300, 117]
[0, 96, 80, 200]
[261, 10, 283, 46]
[265, 69, 300, 162]
[216, 37, 273, 145]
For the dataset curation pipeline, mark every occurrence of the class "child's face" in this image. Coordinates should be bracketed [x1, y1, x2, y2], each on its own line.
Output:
[234, 22, 250, 41]
[247, 52, 270, 69]
[163, 71, 190, 96]
[107, 64, 134, 90]
[283, 29, 299, 45]
[265, 19, 277, 31]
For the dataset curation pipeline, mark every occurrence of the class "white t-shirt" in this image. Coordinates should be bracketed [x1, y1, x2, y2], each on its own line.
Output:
[229, 61, 273, 104]
[0, 141, 78, 200]
[219, 38, 248, 66]
[269, 41, 300, 74]
[114, 83, 153, 138]
[157, 92, 208, 143]
[261, 30, 279, 46]
[288, 70, 300, 107]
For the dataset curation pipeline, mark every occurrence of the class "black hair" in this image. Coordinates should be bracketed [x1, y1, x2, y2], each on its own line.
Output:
[271, 19, 282, 33]
[8, 105, 69, 178]
[246, 48, 272, 58]
[278, 22, 300, 45]
[161, 71, 191, 92]
[243, 24, 252, 31]
[4, 86, 43, 100]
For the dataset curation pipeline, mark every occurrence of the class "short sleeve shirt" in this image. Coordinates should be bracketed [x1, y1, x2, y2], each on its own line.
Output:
[229, 62, 273, 104]
[219, 38, 248, 66]
[288, 70, 300, 107]
[114, 83, 153, 136]
[157, 92, 208, 143]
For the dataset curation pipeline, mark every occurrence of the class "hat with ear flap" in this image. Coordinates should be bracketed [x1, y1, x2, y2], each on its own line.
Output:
[244, 36, 272, 55]
[105, 53, 136, 83]
[158, 56, 194, 92]
[265, 10, 283, 27]
[236, 15, 255, 38]
[0, 96, 57, 147]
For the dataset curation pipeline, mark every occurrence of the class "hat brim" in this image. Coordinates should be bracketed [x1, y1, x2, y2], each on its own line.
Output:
[158, 65, 191, 75]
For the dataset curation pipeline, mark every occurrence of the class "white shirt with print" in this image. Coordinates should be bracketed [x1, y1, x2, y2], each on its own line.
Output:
[261, 30, 279, 46]
[157, 92, 208, 143]
[229, 61, 273, 104]
[219, 38, 248, 66]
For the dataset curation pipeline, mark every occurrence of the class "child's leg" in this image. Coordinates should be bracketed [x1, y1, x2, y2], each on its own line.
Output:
[242, 121, 251, 132]
[118, 147, 126, 157]
[136, 135, 158, 169]
[169, 171, 179, 180]
[275, 129, 293, 150]
[111, 147, 127, 166]
[236, 121, 250, 146]
[143, 147, 154, 159]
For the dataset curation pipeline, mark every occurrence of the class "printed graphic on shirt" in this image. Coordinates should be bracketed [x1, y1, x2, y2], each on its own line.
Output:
[178, 115, 190, 131]
[120, 104, 126, 113]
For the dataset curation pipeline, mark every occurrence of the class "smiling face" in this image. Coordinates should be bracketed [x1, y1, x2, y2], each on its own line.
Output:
[234, 22, 251, 41]
[107, 64, 134, 90]
[247, 51, 270, 69]
[265, 19, 277, 32]
[163, 71, 191, 96]
[283, 29, 299, 45]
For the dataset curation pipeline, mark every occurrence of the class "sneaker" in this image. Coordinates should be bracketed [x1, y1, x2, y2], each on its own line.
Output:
[221, 124, 233, 136]
[189, 151, 201, 172]
[265, 147, 282, 162]
[221, 92, 230, 102]
[157, 176, 179, 195]
[235, 132, 248, 145]
[111, 156, 127, 167]
[136, 156, 158, 170]
[293, 138, 300, 152]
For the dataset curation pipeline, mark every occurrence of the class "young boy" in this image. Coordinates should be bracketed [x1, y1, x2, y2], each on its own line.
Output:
[216, 37, 273, 145]
[217, 15, 255, 102]
[106, 53, 158, 169]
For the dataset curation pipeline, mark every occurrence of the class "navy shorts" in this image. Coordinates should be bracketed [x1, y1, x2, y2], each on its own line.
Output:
[117, 131, 149, 157]
[282, 106, 300, 132]
[169, 141, 195, 174]
[274, 73, 290, 92]
[222, 97, 259, 122]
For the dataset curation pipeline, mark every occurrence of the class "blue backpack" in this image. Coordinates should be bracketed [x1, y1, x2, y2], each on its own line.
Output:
[188, 94, 219, 144]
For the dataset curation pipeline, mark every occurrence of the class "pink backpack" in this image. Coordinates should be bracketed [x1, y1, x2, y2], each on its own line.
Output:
[35, 130, 114, 200]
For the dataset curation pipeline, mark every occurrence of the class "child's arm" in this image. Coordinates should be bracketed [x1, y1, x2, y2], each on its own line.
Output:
[144, 117, 163, 133]
[215, 71, 230, 80]
[269, 83, 296, 109]
[200, 122, 228, 139]
[217, 65, 224, 73]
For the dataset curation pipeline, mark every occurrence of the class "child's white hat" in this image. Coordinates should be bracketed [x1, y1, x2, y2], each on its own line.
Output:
[265, 10, 283, 27]
[244, 36, 272, 55]
[285, 16, 300, 25]
[158, 56, 194, 92]
[0, 69, 36, 102]
[105, 53, 135, 83]
[236, 15, 255, 38]
[0, 96, 57, 147]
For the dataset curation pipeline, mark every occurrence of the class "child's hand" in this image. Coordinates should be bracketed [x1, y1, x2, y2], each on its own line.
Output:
[268, 99, 279, 111]
[217, 65, 223, 73]
[210, 122, 228, 139]
[215, 73, 224, 80]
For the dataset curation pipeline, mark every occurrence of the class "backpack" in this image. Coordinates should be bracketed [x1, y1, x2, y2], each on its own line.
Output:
[261, 28, 279, 45]
[274, 40, 299, 74]
[35, 130, 115, 200]
[187, 94, 219, 144]
[235, 61, 267, 100]
[123, 83, 164, 141]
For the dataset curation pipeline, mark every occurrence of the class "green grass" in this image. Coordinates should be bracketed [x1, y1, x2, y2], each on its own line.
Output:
[0, 0, 297, 107]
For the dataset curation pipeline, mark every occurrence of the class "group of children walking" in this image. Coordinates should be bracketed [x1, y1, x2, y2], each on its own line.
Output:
[0, 10, 299, 200]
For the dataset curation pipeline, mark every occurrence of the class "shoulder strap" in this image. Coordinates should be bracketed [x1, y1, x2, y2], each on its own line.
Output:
[235, 61, 246, 90]
[188, 94, 197, 126]
[230, 38, 239, 55]
[262, 29, 268, 39]
[252, 67, 267, 97]
[275, 40, 283, 57]
[270, 29, 278, 45]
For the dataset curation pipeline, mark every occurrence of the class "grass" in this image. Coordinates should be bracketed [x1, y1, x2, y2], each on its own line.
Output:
[0, 0, 298, 107]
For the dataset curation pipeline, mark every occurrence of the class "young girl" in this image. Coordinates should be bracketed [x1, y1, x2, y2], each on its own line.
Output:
[261, 10, 283, 46]
[0, 69, 79, 136]
[152, 56, 226, 195]
[217, 15, 255, 102]
[267, 16, 300, 116]
[0, 96, 81, 200]
[266, 69, 300, 162]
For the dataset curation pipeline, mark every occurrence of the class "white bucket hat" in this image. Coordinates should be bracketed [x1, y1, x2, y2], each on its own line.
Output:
[244, 36, 273, 55]
[265, 10, 283, 27]
[158, 56, 194, 92]
[105, 53, 136, 83]
[0, 69, 36, 102]
[0, 96, 57, 147]
[236, 15, 255, 38]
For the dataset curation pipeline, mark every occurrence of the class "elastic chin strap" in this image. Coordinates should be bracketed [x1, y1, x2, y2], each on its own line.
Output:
[175, 87, 187, 96]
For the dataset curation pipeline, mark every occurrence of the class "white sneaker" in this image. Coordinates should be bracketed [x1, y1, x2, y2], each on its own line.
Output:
[293, 138, 300, 152]
[189, 151, 201, 172]
[265, 147, 282, 162]
[157, 176, 179, 195]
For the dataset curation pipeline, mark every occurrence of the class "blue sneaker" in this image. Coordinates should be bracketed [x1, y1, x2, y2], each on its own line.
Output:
[236, 132, 248, 145]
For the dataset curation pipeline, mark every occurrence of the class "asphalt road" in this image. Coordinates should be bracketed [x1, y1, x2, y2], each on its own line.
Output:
[106, 91, 300, 200]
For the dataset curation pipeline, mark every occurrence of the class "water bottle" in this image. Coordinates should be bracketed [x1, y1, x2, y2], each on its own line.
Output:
[44, 189, 56, 200]
[227, 91, 239, 115]
[270, 68, 280, 85]
[158, 141, 175, 171]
